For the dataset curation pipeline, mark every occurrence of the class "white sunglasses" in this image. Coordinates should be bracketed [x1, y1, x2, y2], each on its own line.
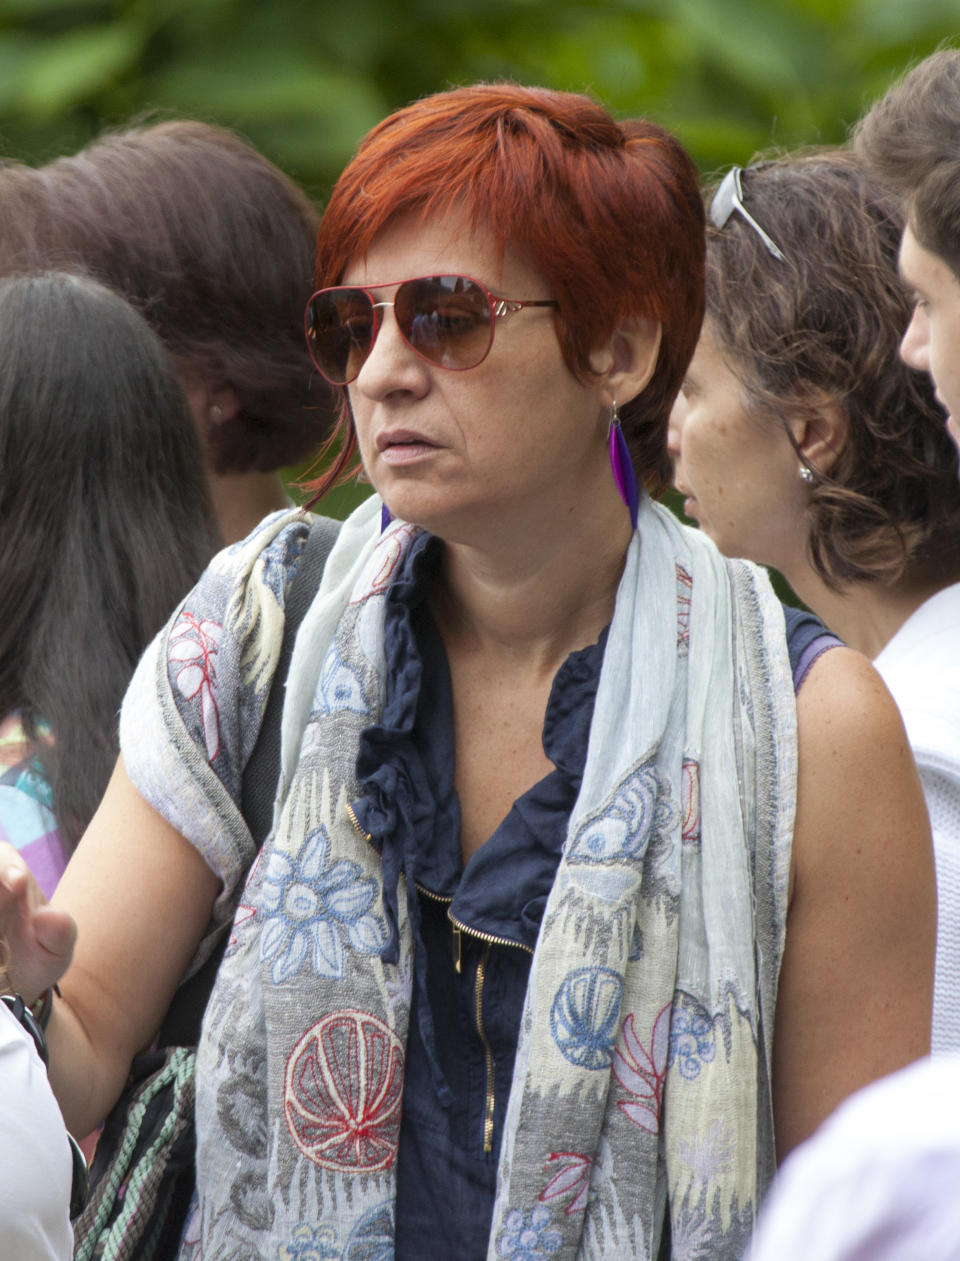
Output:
[709, 166, 787, 262]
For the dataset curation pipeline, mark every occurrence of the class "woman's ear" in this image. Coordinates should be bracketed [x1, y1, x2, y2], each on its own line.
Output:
[589, 317, 662, 402]
[788, 394, 848, 476]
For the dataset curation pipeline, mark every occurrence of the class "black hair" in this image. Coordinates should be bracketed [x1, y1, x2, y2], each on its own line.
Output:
[0, 272, 222, 849]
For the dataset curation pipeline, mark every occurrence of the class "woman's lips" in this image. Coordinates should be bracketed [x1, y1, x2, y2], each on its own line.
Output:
[376, 430, 440, 465]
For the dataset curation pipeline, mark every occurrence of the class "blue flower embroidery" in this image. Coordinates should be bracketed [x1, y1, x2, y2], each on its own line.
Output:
[279, 1223, 340, 1260]
[315, 643, 370, 716]
[497, 1206, 563, 1259]
[550, 967, 623, 1070]
[344, 1201, 394, 1261]
[669, 994, 717, 1080]
[260, 825, 388, 984]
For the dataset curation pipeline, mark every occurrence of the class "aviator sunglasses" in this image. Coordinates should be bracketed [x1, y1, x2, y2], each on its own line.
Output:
[709, 165, 787, 262]
[304, 273, 558, 386]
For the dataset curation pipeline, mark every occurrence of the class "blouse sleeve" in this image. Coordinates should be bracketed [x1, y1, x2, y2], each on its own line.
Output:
[120, 508, 313, 945]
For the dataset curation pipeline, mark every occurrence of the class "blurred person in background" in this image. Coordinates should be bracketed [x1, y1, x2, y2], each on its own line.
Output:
[855, 48, 960, 457]
[0, 958, 76, 1261]
[747, 1054, 960, 1261]
[0, 119, 335, 542]
[0, 271, 220, 890]
[668, 150, 960, 1052]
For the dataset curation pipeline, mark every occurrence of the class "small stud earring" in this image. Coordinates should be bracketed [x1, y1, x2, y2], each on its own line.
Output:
[799, 465, 815, 484]
[210, 403, 224, 423]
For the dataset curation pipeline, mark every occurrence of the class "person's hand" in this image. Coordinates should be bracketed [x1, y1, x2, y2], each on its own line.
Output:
[0, 845, 76, 1000]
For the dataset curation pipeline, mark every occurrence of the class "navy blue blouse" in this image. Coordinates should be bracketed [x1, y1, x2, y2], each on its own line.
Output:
[352, 533, 839, 1259]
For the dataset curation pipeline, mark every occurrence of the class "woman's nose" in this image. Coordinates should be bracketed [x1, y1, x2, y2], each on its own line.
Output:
[899, 304, 930, 373]
[666, 397, 686, 462]
[353, 304, 429, 397]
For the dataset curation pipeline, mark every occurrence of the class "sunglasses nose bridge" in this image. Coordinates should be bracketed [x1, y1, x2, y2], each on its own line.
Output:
[364, 296, 415, 363]
[352, 291, 427, 384]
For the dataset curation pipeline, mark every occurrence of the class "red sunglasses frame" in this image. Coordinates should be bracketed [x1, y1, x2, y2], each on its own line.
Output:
[304, 273, 558, 385]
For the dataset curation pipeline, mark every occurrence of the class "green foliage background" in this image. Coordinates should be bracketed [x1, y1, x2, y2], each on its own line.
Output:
[0, 0, 956, 542]
[1, 0, 956, 209]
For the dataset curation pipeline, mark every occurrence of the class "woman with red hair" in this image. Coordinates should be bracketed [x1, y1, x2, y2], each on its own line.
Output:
[0, 86, 934, 1259]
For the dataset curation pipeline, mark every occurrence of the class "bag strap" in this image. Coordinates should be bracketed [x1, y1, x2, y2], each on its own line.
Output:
[241, 513, 342, 846]
[157, 514, 342, 1048]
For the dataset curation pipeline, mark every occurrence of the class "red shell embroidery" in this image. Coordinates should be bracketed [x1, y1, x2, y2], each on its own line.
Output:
[681, 758, 701, 846]
[284, 1011, 404, 1172]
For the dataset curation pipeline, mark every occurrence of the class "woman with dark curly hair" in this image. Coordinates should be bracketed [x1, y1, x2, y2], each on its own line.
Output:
[669, 148, 960, 1052]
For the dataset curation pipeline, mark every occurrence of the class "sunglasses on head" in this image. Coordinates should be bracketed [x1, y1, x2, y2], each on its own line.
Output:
[709, 165, 787, 262]
[304, 273, 558, 386]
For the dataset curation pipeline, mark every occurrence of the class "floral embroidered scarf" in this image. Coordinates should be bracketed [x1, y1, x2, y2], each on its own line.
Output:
[121, 492, 797, 1260]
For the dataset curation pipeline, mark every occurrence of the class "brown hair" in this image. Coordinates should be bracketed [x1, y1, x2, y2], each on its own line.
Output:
[308, 83, 705, 499]
[0, 121, 335, 474]
[704, 149, 960, 587]
[853, 49, 960, 281]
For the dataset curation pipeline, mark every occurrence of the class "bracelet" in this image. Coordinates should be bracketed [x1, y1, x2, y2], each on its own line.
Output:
[28, 983, 60, 1031]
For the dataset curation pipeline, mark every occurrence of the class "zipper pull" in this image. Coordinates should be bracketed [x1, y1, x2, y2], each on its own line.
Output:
[452, 924, 463, 974]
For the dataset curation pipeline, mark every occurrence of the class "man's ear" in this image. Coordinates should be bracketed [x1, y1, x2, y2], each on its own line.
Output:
[787, 394, 847, 475]
[589, 317, 662, 403]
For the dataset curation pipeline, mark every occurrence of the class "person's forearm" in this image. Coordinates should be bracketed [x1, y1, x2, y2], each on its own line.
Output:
[45, 974, 139, 1138]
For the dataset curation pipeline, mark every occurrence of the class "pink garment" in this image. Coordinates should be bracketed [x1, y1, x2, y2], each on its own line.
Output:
[0, 713, 67, 898]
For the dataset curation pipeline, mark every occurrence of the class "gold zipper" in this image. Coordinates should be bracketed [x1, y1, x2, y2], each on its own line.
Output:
[346, 803, 528, 1155]
[345, 800, 368, 839]
[475, 943, 495, 1153]
[447, 911, 533, 956]
[450, 917, 531, 1154]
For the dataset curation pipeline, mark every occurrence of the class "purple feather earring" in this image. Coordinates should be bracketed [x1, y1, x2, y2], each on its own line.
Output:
[608, 401, 639, 529]
[380, 503, 393, 533]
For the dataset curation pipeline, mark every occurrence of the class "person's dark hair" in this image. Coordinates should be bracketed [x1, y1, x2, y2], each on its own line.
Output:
[0, 272, 221, 849]
[704, 150, 960, 588]
[307, 82, 705, 500]
[7, 120, 334, 474]
[853, 49, 960, 281]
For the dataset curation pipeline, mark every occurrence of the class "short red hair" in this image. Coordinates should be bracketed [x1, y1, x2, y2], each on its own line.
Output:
[309, 83, 704, 497]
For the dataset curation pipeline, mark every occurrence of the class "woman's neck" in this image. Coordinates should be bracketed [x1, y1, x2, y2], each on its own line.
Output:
[786, 565, 951, 659]
[429, 487, 633, 677]
[207, 470, 291, 545]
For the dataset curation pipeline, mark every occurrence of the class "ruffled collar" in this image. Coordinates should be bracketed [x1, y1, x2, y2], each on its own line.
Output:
[352, 530, 608, 953]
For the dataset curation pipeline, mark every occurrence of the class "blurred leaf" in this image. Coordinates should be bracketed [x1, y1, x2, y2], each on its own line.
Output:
[0, 0, 109, 16]
[14, 22, 144, 117]
[0, 32, 43, 109]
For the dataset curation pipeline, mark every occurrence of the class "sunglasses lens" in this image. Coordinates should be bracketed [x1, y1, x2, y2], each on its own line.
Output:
[395, 275, 493, 370]
[306, 288, 375, 385]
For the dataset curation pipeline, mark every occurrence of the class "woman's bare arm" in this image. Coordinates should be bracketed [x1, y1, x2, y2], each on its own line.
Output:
[773, 646, 936, 1159]
[2, 756, 219, 1136]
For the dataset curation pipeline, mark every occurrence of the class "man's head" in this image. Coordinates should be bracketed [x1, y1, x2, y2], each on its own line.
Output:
[855, 50, 960, 445]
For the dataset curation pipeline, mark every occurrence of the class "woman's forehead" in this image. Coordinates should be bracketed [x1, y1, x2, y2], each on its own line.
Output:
[341, 210, 542, 295]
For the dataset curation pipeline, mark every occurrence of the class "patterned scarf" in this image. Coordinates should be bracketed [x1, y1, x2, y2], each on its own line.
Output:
[170, 492, 796, 1259]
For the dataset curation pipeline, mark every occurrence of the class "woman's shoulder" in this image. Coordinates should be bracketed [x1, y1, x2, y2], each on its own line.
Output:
[795, 642, 908, 751]
[118, 508, 321, 877]
[781, 604, 843, 693]
[199, 507, 317, 620]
